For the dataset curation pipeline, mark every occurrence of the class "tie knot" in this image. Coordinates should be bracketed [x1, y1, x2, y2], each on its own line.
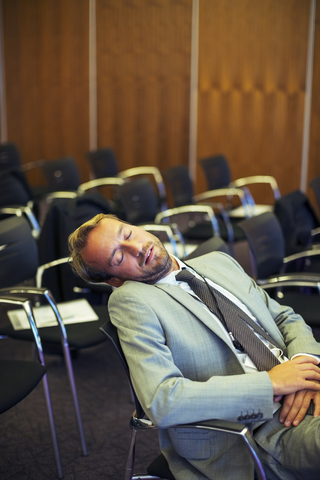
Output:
[176, 269, 196, 284]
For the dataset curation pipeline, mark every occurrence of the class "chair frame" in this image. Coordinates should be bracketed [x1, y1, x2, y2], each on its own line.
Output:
[0, 294, 62, 478]
[0, 284, 87, 458]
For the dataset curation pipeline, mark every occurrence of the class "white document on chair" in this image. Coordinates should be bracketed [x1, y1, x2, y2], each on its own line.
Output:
[7, 298, 99, 330]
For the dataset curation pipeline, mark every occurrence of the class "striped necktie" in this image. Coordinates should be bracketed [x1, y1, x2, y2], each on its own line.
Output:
[176, 268, 281, 372]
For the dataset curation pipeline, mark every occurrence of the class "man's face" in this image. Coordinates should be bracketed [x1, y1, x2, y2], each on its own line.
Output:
[82, 218, 177, 285]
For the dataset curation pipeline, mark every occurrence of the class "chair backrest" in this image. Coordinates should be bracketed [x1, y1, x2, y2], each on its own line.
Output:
[41, 157, 81, 192]
[115, 177, 159, 224]
[198, 154, 231, 190]
[238, 212, 285, 279]
[0, 168, 33, 207]
[184, 236, 231, 260]
[86, 148, 119, 179]
[274, 190, 320, 256]
[0, 215, 39, 288]
[0, 142, 21, 172]
[100, 320, 144, 418]
[163, 165, 194, 207]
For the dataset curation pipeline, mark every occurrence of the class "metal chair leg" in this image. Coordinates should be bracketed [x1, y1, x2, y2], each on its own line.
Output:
[42, 373, 63, 478]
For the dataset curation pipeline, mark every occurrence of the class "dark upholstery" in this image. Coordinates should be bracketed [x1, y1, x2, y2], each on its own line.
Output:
[115, 176, 159, 224]
[239, 212, 320, 339]
[0, 142, 21, 171]
[86, 147, 119, 178]
[163, 164, 195, 207]
[198, 154, 231, 190]
[0, 168, 33, 207]
[0, 214, 38, 286]
[274, 190, 320, 256]
[163, 164, 245, 242]
[41, 156, 81, 192]
[0, 360, 46, 414]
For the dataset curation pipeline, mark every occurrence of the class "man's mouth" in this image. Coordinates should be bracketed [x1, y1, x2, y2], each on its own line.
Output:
[145, 246, 153, 265]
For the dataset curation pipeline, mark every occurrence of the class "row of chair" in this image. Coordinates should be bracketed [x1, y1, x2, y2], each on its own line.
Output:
[0, 143, 259, 262]
[0, 142, 280, 242]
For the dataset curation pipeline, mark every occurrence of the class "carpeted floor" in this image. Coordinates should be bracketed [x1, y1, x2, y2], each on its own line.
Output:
[0, 336, 161, 480]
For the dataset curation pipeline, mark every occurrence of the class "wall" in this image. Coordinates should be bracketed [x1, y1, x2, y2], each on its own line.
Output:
[0, 0, 319, 205]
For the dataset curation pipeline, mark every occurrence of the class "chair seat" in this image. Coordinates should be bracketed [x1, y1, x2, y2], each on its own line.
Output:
[0, 359, 46, 414]
[0, 306, 108, 350]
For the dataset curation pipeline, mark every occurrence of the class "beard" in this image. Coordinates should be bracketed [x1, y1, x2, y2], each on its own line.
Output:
[136, 237, 174, 284]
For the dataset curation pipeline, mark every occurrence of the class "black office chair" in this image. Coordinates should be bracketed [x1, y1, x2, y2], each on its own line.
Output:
[0, 167, 41, 238]
[86, 147, 167, 211]
[238, 212, 320, 341]
[198, 154, 281, 218]
[274, 189, 320, 261]
[40, 156, 82, 192]
[100, 320, 266, 480]
[162, 164, 253, 260]
[0, 295, 62, 477]
[0, 215, 111, 459]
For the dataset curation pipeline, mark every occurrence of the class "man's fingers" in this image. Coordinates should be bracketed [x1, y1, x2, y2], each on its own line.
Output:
[293, 355, 320, 365]
[280, 390, 319, 427]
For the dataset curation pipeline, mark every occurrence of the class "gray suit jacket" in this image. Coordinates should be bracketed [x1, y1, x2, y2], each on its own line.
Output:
[108, 252, 320, 480]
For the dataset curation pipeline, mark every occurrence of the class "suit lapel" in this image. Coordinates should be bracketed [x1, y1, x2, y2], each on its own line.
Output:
[155, 283, 235, 351]
[187, 261, 286, 349]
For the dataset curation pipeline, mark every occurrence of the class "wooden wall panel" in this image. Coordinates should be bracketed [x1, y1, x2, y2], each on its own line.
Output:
[308, 0, 320, 212]
[96, 0, 192, 172]
[196, 0, 310, 201]
[2, 0, 90, 183]
[2, 0, 320, 201]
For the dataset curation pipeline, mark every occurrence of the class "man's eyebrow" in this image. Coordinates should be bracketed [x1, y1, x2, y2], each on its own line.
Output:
[108, 223, 124, 266]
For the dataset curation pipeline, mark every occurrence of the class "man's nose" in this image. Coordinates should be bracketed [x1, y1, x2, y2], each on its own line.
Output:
[125, 240, 143, 257]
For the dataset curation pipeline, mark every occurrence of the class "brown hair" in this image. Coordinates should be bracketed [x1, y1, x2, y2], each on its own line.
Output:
[68, 213, 119, 283]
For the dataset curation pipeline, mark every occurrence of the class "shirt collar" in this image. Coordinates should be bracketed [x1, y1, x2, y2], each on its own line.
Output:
[156, 255, 185, 285]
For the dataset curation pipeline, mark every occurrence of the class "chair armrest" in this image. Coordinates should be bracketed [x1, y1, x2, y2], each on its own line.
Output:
[0, 286, 69, 340]
[194, 187, 255, 218]
[36, 257, 71, 288]
[257, 273, 320, 292]
[118, 166, 167, 210]
[0, 205, 41, 239]
[155, 204, 220, 237]
[0, 294, 45, 363]
[283, 247, 320, 265]
[230, 175, 281, 201]
[19, 159, 47, 173]
[78, 176, 125, 193]
[130, 414, 266, 480]
[36, 256, 111, 296]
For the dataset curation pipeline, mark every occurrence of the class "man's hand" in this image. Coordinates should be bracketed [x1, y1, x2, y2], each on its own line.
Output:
[279, 390, 320, 427]
[267, 355, 320, 396]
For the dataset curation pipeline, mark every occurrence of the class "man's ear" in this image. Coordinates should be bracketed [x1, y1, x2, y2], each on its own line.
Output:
[105, 277, 124, 288]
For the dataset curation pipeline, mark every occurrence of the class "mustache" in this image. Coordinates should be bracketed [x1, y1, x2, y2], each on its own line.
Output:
[138, 241, 154, 267]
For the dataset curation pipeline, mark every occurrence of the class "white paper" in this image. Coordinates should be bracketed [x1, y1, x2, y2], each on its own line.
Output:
[7, 298, 99, 331]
